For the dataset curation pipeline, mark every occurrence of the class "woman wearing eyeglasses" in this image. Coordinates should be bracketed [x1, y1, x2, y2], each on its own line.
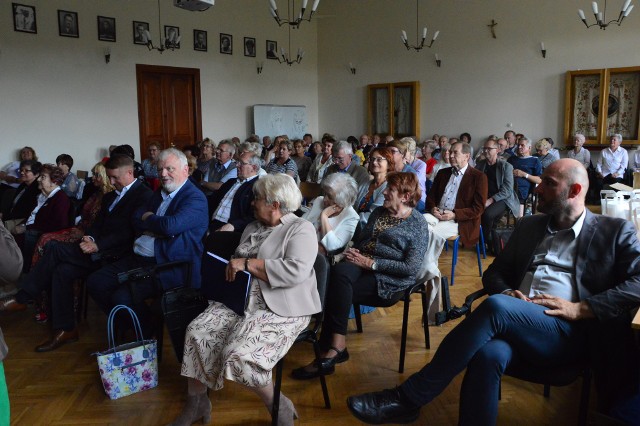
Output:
[1, 160, 42, 233]
[356, 147, 392, 229]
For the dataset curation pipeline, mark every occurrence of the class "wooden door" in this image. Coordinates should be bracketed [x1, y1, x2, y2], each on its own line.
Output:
[136, 64, 202, 154]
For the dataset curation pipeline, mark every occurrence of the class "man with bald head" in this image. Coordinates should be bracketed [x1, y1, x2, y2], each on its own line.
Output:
[348, 159, 640, 425]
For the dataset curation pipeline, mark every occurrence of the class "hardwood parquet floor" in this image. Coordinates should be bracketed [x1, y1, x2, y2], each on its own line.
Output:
[2, 248, 596, 425]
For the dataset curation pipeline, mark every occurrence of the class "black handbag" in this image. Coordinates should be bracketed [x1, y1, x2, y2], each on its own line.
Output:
[161, 287, 208, 362]
[490, 227, 514, 257]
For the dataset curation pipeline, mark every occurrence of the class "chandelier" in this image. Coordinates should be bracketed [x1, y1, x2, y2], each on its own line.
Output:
[145, 0, 180, 53]
[269, 0, 320, 28]
[578, 0, 634, 29]
[401, 0, 439, 51]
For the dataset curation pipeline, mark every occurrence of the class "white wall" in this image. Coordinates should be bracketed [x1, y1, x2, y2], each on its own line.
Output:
[0, 0, 319, 172]
[317, 0, 640, 155]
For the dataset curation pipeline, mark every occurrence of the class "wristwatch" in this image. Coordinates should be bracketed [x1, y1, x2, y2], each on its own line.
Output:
[371, 261, 378, 271]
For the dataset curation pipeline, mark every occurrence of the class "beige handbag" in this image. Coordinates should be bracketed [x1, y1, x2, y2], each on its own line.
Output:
[3, 218, 25, 234]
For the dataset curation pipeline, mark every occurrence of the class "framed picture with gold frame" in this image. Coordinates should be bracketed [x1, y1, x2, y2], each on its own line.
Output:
[368, 81, 420, 139]
[564, 66, 640, 146]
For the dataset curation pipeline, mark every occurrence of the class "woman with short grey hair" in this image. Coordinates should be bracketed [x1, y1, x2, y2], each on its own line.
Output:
[534, 139, 559, 171]
[567, 133, 591, 168]
[303, 173, 359, 254]
[253, 173, 301, 214]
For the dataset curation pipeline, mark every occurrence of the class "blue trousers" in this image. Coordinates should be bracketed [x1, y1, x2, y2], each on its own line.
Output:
[400, 294, 588, 425]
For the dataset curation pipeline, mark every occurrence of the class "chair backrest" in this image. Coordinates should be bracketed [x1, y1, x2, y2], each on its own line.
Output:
[299, 181, 322, 204]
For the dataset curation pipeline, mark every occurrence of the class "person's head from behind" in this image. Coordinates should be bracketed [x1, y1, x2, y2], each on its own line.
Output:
[535, 159, 588, 217]
[332, 141, 353, 170]
[321, 173, 358, 210]
[383, 172, 421, 210]
[158, 148, 189, 192]
[252, 174, 302, 220]
[55, 153, 74, 175]
[368, 147, 393, 175]
[105, 154, 135, 191]
[183, 144, 201, 159]
[92, 162, 115, 194]
[111, 144, 136, 160]
[238, 141, 262, 158]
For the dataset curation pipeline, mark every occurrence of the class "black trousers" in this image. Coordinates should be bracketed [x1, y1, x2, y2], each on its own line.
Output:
[481, 200, 507, 243]
[19, 240, 101, 331]
[319, 262, 403, 350]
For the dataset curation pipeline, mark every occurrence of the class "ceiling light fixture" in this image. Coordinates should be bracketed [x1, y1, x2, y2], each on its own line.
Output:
[401, 0, 439, 51]
[578, 0, 634, 29]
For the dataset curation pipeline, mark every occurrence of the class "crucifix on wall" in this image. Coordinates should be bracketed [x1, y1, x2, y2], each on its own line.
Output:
[488, 19, 497, 38]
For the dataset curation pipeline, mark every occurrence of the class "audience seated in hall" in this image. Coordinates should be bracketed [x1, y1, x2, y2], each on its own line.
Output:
[208, 150, 260, 234]
[418, 140, 438, 182]
[264, 137, 299, 180]
[360, 133, 374, 157]
[567, 133, 591, 169]
[534, 138, 560, 171]
[386, 140, 421, 209]
[1, 160, 42, 233]
[508, 137, 542, 216]
[347, 159, 640, 426]
[323, 140, 370, 192]
[401, 137, 427, 213]
[0, 155, 152, 351]
[302, 172, 359, 256]
[475, 139, 520, 246]
[503, 130, 517, 157]
[596, 133, 628, 188]
[13, 164, 71, 274]
[347, 135, 364, 165]
[430, 141, 452, 181]
[292, 172, 428, 381]
[307, 134, 336, 183]
[201, 139, 237, 195]
[432, 135, 448, 161]
[497, 137, 512, 160]
[356, 147, 392, 229]
[86, 148, 208, 338]
[308, 141, 323, 162]
[425, 142, 487, 246]
[195, 138, 215, 183]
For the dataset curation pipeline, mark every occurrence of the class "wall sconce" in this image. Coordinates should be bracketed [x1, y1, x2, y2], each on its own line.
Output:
[435, 53, 441, 67]
[349, 62, 356, 74]
[540, 42, 546, 58]
[104, 47, 111, 64]
[257, 62, 263, 74]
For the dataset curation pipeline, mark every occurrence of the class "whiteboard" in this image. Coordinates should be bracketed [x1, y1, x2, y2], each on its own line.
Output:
[253, 104, 308, 140]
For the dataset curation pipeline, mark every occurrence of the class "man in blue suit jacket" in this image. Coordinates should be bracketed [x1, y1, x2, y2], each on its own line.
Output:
[348, 159, 640, 425]
[87, 148, 208, 336]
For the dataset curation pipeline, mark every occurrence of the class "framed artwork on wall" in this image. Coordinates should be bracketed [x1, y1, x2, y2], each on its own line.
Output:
[12, 3, 36, 34]
[97, 16, 116, 42]
[58, 10, 78, 38]
[244, 37, 256, 57]
[164, 25, 180, 49]
[133, 21, 149, 45]
[220, 33, 232, 54]
[194, 29, 207, 51]
[266, 40, 277, 59]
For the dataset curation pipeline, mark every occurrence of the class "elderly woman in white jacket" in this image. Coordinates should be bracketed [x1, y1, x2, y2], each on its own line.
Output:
[303, 173, 359, 255]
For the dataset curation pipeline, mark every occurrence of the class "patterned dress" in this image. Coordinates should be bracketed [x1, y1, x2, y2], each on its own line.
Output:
[181, 224, 311, 390]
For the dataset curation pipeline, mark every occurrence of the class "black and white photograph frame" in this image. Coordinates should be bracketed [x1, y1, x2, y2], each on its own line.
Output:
[12, 3, 36, 34]
[194, 29, 207, 52]
[164, 25, 180, 49]
[133, 21, 150, 45]
[266, 40, 278, 60]
[58, 10, 79, 38]
[244, 37, 256, 57]
[220, 33, 232, 55]
[97, 16, 116, 42]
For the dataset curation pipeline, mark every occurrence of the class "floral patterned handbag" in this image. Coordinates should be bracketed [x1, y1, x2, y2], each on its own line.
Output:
[95, 305, 158, 400]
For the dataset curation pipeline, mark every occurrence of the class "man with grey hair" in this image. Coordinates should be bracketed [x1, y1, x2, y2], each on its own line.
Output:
[202, 140, 237, 195]
[323, 140, 371, 192]
[497, 138, 511, 160]
[208, 151, 261, 233]
[86, 148, 209, 337]
[596, 133, 628, 187]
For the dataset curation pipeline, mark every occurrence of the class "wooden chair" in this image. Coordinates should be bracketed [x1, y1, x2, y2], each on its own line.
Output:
[271, 254, 332, 425]
[299, 181, 322, 205]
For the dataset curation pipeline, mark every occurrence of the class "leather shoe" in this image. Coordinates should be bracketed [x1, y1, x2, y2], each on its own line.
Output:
[347, 387, 420, 424]
[0, 297, 27, 312]
[291, 347, 349, 380]
[35, 329, 79, 352]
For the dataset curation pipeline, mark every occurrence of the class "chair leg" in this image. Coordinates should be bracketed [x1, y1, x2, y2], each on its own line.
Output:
[313, 341, 331, 409]
[479, 225, 487, 259]
[450, 238, 459, 286]
[354, 304, 363, 333]
[399, 294, 411, 373]
[577, 369, 591, 426]
[421, 288, 430, 350]
[475, 242, 483, 278]
[271, 358, 284, 426]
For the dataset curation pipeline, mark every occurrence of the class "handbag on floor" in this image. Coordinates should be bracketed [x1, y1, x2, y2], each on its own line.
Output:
[95, 305, 158, 400]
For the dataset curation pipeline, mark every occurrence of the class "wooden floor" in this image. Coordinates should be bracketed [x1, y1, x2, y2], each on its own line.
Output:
[2, 248, 597, 425]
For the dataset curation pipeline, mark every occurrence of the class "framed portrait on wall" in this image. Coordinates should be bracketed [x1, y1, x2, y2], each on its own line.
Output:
[58, 10, 78, 38]
[164, 25, 180, 49]
[97, 16, 116, 42]
[12, 3, 36, 34]
[244, 37, 256, 57]
[266, 40, 277, 59]
[133, 21, 149, 45]
[194, 29, 207, 51]
[220, 33, 232, 54]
